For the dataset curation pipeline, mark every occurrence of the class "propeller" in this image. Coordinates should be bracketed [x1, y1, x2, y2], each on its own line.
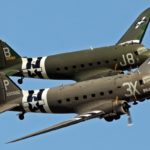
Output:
[127, 109, 133, 127]
[115, 97, 133, 127]
[121, 100, 133, 127]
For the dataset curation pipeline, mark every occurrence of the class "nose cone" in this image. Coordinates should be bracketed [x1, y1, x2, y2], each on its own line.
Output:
[147, 49, 150, 53]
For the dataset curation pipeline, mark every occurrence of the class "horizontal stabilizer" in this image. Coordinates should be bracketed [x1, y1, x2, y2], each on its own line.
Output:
[0, 103, 19, 113]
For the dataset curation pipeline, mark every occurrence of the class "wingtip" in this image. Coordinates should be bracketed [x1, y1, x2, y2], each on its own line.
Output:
[6, 141, 14, 144]
[6, 139, 19, 144]
[6, 136, 28, 144]
[6, 142, 12, 144]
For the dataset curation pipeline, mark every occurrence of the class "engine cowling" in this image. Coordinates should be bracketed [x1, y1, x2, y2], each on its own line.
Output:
[102, 100, 130, 122]
[113, 100, 130, 115]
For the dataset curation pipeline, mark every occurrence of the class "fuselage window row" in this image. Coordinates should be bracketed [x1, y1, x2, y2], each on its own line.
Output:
[55, 59, 118, 72]
[57, 91, 115, 104]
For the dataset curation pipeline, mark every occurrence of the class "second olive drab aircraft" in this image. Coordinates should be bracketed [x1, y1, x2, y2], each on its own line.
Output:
[0, 8, 150, 84]
[1, 58, 150, 143]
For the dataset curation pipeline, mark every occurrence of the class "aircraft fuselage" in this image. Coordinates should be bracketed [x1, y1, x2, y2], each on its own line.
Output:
[20, 71, 150, 120]
[14, 44, 150, 81]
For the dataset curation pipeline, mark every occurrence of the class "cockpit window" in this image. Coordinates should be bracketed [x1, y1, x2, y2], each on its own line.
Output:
[136, 47, 148, 55]
[142, 75, 150, 84]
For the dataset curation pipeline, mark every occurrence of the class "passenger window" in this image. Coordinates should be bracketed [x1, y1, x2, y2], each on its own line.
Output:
[105, 60, 109, 64]
[100, 92, 104, 96]
[66, 98, 70, 102]
[83, 95, 87, 99]
[81, 64, 85, 68]
[72, 65, 77, 69]
[56, 68, 60, 71]
[64, 67, 68, 70]
[97, 61, 101, 65]
[89, 63, 93, 66]
[108, 90, 113, 94]
[58, 100, 62, 104]
[91, 94, 96, 97]
[75, 97, 79, 100]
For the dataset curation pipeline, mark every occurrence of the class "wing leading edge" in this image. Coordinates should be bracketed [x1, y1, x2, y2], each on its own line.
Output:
[8, 110, 104, 143]
[74, 68, 122, 82]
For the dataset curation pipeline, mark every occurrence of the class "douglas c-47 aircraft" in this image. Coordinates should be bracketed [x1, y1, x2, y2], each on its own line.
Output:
[0, 58, 150, 143]
[0, 8, 150, 83]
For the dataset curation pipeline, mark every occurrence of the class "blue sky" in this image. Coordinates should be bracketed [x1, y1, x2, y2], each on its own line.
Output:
[0, 0, 150, 149]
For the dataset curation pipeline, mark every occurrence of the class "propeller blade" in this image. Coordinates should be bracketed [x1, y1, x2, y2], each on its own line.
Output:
[127, 111, 133, 127]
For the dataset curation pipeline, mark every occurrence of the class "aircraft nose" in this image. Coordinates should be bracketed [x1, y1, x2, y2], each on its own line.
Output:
[140, 49, 150, 58]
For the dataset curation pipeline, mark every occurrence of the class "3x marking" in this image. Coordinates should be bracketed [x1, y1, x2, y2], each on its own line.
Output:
[122, 81, 140, 97]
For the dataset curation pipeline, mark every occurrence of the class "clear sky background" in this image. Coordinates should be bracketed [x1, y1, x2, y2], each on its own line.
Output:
[0, 0, 150, 150]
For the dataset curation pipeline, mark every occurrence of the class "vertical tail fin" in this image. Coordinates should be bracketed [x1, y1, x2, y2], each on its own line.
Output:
[117, 8, 150, 45]
[0, 73, 22, 111]
[0, 40, 22, 74]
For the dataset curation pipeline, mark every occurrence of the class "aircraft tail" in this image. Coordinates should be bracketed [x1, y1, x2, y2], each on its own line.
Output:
[0, 40, 22, 74]
[117, 8, 150, 45]
[0, 73, 22, 112]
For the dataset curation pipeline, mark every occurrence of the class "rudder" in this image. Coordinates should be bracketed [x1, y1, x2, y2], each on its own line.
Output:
[0, 73, 22, 104]
[0, 40, 22, 74]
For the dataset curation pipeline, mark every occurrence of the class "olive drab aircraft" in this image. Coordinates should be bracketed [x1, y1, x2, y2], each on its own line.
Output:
[0, 8, 150, 83]
[0, 57, 150, 143]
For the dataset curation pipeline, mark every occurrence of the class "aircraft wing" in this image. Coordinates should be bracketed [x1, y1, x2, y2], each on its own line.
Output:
[74, 68, 122, 82]
[117, 8, 150, 45]
[8, 110, 104, 143]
